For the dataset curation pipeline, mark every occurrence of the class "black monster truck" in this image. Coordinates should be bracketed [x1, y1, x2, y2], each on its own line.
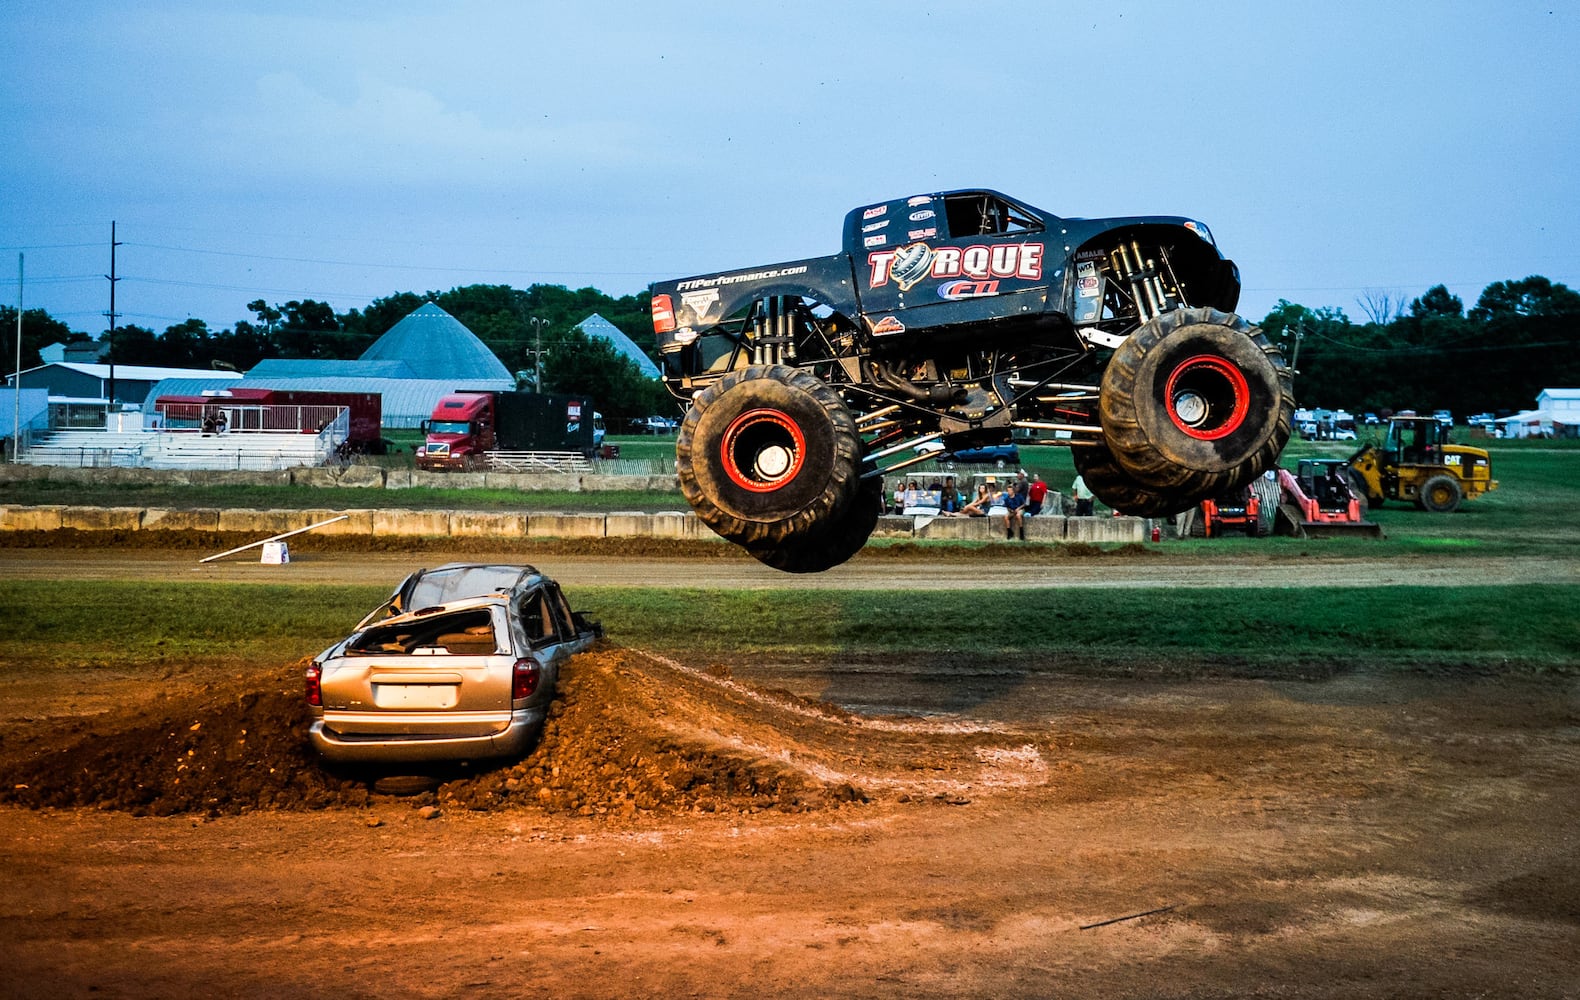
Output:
[650, 188, 1295, 573]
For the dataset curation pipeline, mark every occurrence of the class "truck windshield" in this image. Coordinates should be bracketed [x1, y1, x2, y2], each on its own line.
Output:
[429, 421, 471, 435]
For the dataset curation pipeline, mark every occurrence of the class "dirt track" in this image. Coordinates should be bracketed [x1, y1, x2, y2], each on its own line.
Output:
[3, 545, 1577, 589]
[2, 545, 1578, 998]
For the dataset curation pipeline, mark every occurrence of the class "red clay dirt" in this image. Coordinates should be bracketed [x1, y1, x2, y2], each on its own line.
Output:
[1, 543, 1578, 998]
[2, 642, 1578, 997]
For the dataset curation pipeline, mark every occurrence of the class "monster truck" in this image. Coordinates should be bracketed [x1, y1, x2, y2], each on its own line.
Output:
[651, 188, 1295, 573]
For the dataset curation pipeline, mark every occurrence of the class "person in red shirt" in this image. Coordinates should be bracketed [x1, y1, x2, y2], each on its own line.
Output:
[1026, 473, 1048, 516]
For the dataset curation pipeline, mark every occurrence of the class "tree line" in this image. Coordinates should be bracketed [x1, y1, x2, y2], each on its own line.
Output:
[3, 283, 674, 423]
[1258, 276, 1580, 417]
[6, 274, 1577, 422]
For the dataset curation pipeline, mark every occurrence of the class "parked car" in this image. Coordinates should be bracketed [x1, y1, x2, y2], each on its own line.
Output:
[305, 564, 600, 764]
[1433, 409, 1454, 428]
[631, 415, 677, 434]
[914, 441, 1021, 468]
[1331, 428, 1357, 441]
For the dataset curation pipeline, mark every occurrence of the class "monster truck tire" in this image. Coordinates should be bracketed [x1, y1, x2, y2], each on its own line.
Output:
[1100, 308, 1294, 499]
[749, 472, 884, 574]
[676, 365, 863, 549]
[1072, 444, 1190, 518]
[1417, 474, 1462, 513]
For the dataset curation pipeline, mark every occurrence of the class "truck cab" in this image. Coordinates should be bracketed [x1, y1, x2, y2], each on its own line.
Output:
[417, 392, 496, 471]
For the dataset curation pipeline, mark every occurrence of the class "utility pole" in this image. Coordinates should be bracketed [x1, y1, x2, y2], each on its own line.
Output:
[526, 317, 550, 393]
[105, 221, 121, 417]
[12, 253, 21, 462]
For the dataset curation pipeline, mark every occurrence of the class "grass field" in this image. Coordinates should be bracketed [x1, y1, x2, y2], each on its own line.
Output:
[1, 579, 1576, 676]
[1, 437, 1575, 676]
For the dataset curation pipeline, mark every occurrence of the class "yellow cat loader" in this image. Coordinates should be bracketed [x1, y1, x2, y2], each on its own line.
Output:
[1347, 415, 1497, 513]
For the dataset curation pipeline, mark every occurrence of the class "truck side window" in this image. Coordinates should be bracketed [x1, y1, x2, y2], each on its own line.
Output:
[943, 194, 1042, 238]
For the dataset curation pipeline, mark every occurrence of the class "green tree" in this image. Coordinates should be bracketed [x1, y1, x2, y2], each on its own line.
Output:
[1468, 276, 1580, 321]
[0, 307, 76, 371]
[210, 321, 277, 371]
[101, 324, 159, 365]
[1409, 285, 1463, 318]
[157, 318, 212, 369]
[538, 325, 669, 423]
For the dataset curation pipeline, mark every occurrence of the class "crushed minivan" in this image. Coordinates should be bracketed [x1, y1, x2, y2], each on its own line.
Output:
[305, 564, 600, 764]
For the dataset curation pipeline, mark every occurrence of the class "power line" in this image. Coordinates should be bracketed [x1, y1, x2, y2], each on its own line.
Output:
[121, 241, 657, 277]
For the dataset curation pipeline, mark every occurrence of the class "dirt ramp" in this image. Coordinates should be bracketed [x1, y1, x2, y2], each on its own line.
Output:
[0, 647, 872, 819]
[455, 647, 870, 818]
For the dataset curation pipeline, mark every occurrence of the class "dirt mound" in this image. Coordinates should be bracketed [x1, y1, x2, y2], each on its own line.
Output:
[0, 646, 869, 820]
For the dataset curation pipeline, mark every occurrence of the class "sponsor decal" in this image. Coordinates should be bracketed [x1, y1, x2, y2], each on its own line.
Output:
[676, 264, 810, 291]
[861, 219, 889, 232]
[868, 241, 1045, 290]
[567, 402, 582, 419]
[680, 288, 721, 322]
[938, 279, 1001, 300]
[864, 234, 888, 248]
[907, 227, 937, 241]
[907, 195, 932, 207]
[1075, 248, 1107, 261]
[870, 315, 906, 336]
[1076, 260, 1101, 298]
[863, 205, 887, 219]
[909, 209, 936, 222]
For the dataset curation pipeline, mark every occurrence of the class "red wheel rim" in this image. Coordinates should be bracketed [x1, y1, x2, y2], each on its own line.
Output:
[1164, 354, 1250, 441]
[720, 408, 806, 492]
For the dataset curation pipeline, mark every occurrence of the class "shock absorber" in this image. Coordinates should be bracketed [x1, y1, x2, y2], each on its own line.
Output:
[751, 296, 794, 366]
[1108, 241, 1176, 324]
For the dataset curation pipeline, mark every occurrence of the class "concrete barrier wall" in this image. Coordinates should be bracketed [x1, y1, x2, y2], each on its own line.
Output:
[0, 462, 681, 493]
[0, 501, 1152, 546]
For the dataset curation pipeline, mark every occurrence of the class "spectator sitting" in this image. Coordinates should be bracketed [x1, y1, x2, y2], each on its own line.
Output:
[939, 475, 962, 513]
[956, 484, 993, 517]
[1001, 482, 1028, 540]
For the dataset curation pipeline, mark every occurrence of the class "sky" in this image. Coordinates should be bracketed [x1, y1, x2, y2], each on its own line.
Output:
[3, 1, 1578, 339]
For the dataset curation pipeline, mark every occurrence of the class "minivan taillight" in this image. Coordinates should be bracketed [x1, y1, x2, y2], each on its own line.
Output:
[305, 661, 322, 706]
[512, 658, 540, 700]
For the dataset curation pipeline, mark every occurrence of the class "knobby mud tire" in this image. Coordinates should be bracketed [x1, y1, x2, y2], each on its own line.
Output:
[1072, 445, 1188, 518]
[675, 365, 863, 550]
[749, 472, 884, 574]
[1100, 308, 1295, 499]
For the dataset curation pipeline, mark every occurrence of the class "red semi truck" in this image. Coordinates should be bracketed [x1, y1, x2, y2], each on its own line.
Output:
[416, 391, 601, 471]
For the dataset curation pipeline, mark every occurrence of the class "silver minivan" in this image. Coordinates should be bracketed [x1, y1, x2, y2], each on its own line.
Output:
[306, 564, 599, 764]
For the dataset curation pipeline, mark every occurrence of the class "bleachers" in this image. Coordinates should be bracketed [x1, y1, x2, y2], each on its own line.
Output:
[16, 431, 151, 468]
[19, 430, 335, 471]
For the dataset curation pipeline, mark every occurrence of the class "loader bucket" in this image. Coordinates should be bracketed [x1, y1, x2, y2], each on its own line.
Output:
[1274, 503, 1385, 539]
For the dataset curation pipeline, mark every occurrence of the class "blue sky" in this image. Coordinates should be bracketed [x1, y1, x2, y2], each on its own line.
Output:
[3, 1, 1577, 336]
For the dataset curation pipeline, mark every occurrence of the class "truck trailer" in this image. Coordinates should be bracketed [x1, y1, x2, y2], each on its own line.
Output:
[417, 391, 597, 471]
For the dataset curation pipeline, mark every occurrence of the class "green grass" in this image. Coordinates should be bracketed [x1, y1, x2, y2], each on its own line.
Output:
[0, 480, 687, 513]
[2, 580, 1575, 674]
[0, 581, 387, 673]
